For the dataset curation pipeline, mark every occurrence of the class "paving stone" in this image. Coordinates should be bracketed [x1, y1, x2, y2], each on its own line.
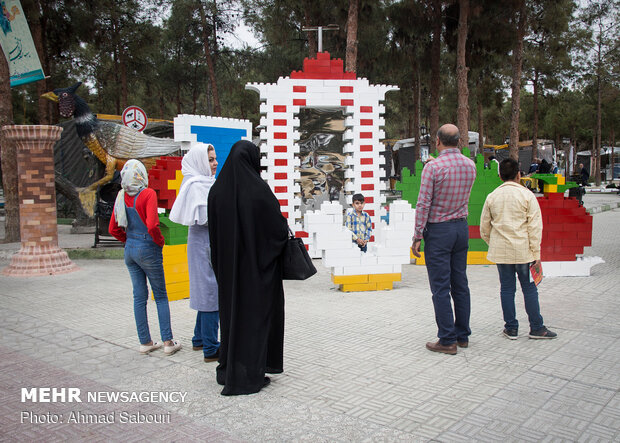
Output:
[1, 207, 619, 440]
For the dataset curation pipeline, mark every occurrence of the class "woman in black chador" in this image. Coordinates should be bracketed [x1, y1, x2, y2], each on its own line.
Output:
[208, 140, 289, 396]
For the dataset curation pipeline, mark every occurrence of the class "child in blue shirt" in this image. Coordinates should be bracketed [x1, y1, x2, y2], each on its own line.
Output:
[345, 193, 372, 252]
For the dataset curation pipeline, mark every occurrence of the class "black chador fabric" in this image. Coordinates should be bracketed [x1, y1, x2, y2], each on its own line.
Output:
[208, 140, 289, 396]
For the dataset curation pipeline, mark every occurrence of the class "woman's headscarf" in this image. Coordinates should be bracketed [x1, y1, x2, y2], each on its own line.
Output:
[113, 159, 149, 228]
[169, 143, 216, 226]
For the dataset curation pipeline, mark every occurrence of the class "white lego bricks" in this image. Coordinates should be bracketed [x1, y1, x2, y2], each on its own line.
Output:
[173, 114, 252, 144]
[542, 256, 605, 278]
[302, 200, 415, 275]
[246, 65, 400, 279]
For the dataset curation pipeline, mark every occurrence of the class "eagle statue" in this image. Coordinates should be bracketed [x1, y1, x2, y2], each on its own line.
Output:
[42, 82, 181, 215]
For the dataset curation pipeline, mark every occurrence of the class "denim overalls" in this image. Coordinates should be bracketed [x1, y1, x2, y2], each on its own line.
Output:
[123, 189, 173, 344]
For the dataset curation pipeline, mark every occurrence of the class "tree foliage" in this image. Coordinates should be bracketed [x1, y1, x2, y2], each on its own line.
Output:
[2, 0, 618, 154]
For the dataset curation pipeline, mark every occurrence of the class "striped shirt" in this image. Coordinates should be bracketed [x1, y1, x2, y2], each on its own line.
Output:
[414, 148, 476, 239]
[345, 209, 372, 241]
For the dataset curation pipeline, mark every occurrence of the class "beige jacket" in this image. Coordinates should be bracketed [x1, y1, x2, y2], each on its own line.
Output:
[480, 181, 542, 264]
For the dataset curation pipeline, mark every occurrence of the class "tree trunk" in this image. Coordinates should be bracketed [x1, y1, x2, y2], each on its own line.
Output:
[571, 126, 576, 175]
[456, 0, 470, 151]
[429, 0, 442, 153]
[555, 133, 561, 171]
[595, 73, 601, 185]
[120, 50, 128, 111]
[345, 0, 359, 72]
[412, 61, 421, 165]
[612, 127, 616, 181]
[176, 82, 181, 115]
[564, 143, 570, 179]
[114, 47, 121, 115]
[26, 0, 50, 124]
[591, 134, 596, 182]
[508, 0, 526, 161]
[211, 1, 219, 66]
[54, 173, 91, 224]
[531, 70, 539, 162]
[0, 47, 20, 242]
[477, 99, 484, 156]
[197, 0, 221, 116]
[303, 2, 317, 56]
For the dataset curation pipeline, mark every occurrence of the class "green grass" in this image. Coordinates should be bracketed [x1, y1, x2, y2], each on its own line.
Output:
[65, 248, 124, 259]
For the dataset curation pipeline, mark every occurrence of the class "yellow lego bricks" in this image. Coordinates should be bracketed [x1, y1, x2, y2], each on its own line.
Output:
[415, 252, 426, 265]
[368, 273, 401, 282]
[166, 280, 189, 297]
[375, 281, 394, 290]
[340, 282, 377, 292]
[332, 274, 368, 284]
[163, 262, 188, 282]
[162, 244, 186, 263]
[333, 273, 400, 291]
[414, 251, 494, 265]
[168, 169, 184, 196]
[152, 243, 190, 301]
[467, 251, 495, 265]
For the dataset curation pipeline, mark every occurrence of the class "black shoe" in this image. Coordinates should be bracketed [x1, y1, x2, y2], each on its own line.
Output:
[192, 345, 203, 351]
[503, 329, 518, 340]
[263, 376, 271, 387]
[529, 327, 557, 339]
[204, 349, 219, 363]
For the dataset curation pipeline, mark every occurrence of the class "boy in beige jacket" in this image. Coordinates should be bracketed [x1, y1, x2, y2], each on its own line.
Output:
[480, 158, 557, 340]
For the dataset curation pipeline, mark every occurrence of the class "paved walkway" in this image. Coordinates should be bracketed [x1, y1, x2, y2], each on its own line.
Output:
[0, 200, 619, 441]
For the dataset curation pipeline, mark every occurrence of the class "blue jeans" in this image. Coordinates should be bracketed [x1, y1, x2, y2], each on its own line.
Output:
[423, 219, 471, 345]
[192, 311, 220, 357]
[496, 263, 544, 331]
[124, 242, 173, 344]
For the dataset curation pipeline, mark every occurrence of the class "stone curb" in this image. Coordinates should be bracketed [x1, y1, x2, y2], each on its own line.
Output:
[587, 201, 620, 214]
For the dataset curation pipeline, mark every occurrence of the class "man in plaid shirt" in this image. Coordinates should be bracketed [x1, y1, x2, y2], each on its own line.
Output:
[411, 124, 476, 355]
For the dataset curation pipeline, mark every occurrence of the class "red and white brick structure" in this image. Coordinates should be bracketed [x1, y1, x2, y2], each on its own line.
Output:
[246, 52, 398, 244]
[1, 125, 78, 276]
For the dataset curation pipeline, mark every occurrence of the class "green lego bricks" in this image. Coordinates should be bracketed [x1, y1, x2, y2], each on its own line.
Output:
[158, 212, 188, 245]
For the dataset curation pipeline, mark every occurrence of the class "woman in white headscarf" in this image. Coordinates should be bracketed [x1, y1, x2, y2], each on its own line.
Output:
[170, 144, 220, 362]
[109, 159, 181, 356]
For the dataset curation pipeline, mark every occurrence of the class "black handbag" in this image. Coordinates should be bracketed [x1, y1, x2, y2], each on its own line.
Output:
[282, 227, 317, 280]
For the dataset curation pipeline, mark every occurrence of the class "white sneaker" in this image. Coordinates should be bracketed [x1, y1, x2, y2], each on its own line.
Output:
[164, 340, 182, 356]
[139, 341, 162, 354]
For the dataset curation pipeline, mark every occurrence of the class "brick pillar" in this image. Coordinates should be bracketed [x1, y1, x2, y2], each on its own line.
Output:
[1, 125, 78, 276]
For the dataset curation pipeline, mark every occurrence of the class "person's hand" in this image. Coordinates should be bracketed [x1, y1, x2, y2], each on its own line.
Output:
[411, 239, 422, 258]
[356, 238, 364, 246]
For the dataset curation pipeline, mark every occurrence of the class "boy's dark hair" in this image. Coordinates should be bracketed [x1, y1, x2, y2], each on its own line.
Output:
[499, 158, 520, 181]
[352, 193, 365, 203]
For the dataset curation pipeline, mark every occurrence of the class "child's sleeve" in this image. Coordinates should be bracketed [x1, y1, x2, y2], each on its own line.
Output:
[345, 210, 358, 240]
[364, 213, 372, 240]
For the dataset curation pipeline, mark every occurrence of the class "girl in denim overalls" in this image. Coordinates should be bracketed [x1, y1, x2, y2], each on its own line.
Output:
[110, 160, 181, 355]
